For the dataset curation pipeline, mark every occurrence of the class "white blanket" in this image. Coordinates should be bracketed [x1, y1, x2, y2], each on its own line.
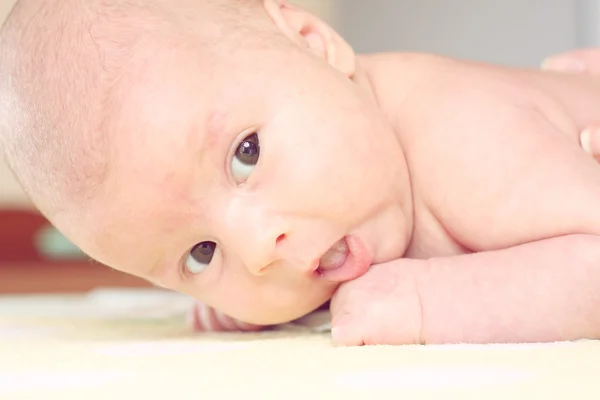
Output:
[1, 289, 599, 399]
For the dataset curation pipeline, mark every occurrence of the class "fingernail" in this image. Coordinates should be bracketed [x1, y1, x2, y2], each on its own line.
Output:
[331, 326, 347, 346]
[581, 128, 593, 154]
[541, 57, 586, 73]
[331, 327, 340, 340]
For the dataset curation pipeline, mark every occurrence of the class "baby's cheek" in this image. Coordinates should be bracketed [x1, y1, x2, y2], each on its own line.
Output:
[213, 286, 332, 327]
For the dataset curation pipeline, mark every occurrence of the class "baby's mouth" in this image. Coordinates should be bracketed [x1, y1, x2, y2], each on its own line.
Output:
[317, 239, 349, 272]
[316, 236, 372, 282]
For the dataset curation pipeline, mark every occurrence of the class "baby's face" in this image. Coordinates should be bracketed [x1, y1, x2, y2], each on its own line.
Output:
[74, 41, 411, 325]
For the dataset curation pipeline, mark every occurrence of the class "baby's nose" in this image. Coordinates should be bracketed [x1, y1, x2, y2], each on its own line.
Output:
[224, 200, 308, 275]
[242, 232, 289, 276]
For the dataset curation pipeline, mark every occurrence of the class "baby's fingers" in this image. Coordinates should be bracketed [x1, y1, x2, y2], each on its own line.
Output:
[187, 302, 265, 332]
[329, 262, 424, 346]
[581, 127, 600, 161]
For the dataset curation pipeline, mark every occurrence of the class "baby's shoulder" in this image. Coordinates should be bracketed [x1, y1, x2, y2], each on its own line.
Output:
[393, 57, 600, 251]
[371, 54, 600, 252]
[404, 56, 547, 119]
[387, 55, 577, 147]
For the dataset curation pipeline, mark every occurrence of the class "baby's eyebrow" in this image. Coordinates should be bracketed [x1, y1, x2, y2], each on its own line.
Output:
[181, 109, 224, 162]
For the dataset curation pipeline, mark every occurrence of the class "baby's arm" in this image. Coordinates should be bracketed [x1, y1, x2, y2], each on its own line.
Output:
[330, 73, 600, 346]
[329, 127, 600, 345]
[330, 234, 600, 345]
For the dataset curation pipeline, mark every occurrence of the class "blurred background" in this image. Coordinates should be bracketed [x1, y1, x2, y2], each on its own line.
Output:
[0, 0, 598, 292]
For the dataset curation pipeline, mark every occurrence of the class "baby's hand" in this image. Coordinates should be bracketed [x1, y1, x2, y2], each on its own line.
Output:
[329, 260, 424, 346]
[581, 127, 600, 161]
[187, 301, 265, 332]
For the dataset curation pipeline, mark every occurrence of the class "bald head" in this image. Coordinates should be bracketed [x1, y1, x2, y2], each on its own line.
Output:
[0, 0, 110, 217]
[0, 0, 270, 221]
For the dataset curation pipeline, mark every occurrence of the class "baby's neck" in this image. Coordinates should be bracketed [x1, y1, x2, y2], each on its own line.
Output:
[355, 53, 434, 127]
[351, 53, 421, 262]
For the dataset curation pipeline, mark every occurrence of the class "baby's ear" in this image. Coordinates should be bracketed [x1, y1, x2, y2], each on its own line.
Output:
[262, 0, 355, 78]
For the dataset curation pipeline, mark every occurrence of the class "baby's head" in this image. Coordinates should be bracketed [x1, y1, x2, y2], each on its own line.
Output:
[0, 0, 412, 324]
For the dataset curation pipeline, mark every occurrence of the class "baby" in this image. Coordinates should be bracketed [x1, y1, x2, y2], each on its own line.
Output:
[2, 0, 600, 346]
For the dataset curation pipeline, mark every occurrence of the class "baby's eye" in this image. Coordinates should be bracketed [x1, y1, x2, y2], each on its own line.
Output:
[231, 133, 260, 184]
[185, 241, 217, 274]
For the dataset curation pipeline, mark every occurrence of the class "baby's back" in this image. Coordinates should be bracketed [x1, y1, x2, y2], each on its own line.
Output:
[365, 53, 600, 258]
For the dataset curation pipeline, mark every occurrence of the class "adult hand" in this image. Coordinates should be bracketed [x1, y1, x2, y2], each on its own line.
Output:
[581, 127, 600, 162]
[543, 48, 600, 160]
[542, 48, 600, 74]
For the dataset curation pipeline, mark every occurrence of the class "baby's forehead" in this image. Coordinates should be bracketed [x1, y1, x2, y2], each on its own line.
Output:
[109, 41, 274, 140]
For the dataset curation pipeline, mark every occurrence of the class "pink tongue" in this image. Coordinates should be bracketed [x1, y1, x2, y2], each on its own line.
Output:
[318, 239, 348, 271]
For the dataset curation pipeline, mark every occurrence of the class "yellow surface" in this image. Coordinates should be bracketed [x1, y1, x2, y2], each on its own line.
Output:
[1, 292, 600, 399]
